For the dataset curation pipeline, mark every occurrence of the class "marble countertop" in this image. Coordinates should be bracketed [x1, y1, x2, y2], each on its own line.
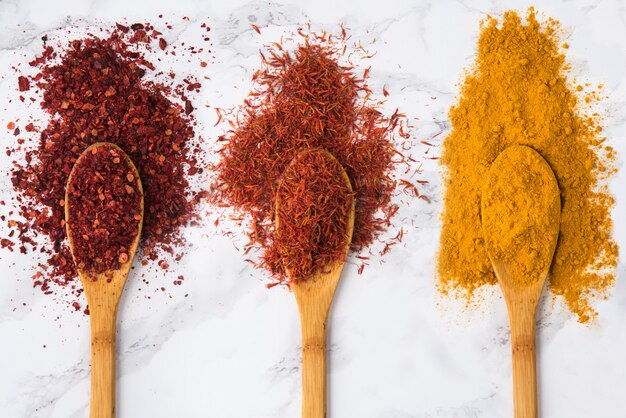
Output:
[1, 0, 625, 417]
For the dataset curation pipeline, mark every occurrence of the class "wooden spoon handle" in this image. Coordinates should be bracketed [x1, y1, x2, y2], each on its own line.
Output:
[89, 309, 117, 418]
[300, 313, 328, 418]
[510, 306, 538, 418]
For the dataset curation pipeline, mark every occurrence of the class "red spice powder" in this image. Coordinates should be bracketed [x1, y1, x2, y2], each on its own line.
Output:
[66, 144, 143, 273]
[6, 24, 206, 299]
[212, 28, 413, 285]
[273, 148, 354, 281]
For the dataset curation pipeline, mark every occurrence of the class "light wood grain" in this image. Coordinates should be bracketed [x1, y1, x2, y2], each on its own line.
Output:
[481, 145, 560, 418]
[65, 143, 144, 418]
[81, 269, 128, 418]
[291, 264, 346, 418]
[277, 149, 355, 418]
[492, 261, 544, 418]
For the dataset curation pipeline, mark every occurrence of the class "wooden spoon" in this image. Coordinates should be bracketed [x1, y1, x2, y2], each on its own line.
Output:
[276, 149, 355, 418]
[65, 142, 144, 418]
[481, 145, 560, 418]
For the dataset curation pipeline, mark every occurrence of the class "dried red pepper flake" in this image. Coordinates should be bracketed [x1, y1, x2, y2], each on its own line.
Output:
[212, 27, 416, 285]
[1, 238, 15, 251]
[4, 23, 208, 301]
[273, 149, 353, 281]
[185, 100, 194, 114]
[116, 23, 130, 33]
[66, 144, 142, 273]
[18, 76, 30, 91]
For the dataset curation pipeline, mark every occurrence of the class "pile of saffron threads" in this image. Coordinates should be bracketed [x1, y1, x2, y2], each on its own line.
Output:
[274, 148, 354, 281]
[213, 28, 417, 285]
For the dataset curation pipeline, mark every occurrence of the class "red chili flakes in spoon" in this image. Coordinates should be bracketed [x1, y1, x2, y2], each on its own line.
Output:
[66, 144, 143, 273]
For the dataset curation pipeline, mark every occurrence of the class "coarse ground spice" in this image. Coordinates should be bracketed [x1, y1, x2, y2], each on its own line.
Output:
[212, 28, 420, 285]
[66, 143, 143, 273]
[274, 148, 354, 281]
[4, 23, 207, 303]
[481, 145, 561, 287]
[438, 9, 618, 322]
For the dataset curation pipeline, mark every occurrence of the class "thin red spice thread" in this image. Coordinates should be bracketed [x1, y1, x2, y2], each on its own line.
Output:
[212, 27, 419, 285]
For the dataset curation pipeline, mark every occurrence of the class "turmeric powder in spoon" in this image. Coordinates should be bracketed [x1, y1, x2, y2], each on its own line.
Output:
[481, 145, 561, 287]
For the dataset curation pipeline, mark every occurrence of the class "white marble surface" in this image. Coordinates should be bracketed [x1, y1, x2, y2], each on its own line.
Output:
[0, 0, 625, 417]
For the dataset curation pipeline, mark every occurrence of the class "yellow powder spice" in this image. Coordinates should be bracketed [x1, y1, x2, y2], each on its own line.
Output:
[438, 8, 618, 322]
[481, 145, 561, 287]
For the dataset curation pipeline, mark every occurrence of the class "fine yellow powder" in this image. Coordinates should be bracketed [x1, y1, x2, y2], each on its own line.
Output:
[481, 145, 561, 287]
[438, 9, 618, 322]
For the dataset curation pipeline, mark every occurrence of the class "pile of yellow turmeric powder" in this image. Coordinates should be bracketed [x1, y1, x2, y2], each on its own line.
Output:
[438, 8, 618, 322]
[481, 145, 561, 287]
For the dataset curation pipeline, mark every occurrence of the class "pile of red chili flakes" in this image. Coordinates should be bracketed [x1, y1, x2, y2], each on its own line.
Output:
[212, 27, 426, 285]
[3, 23, 207, 306]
